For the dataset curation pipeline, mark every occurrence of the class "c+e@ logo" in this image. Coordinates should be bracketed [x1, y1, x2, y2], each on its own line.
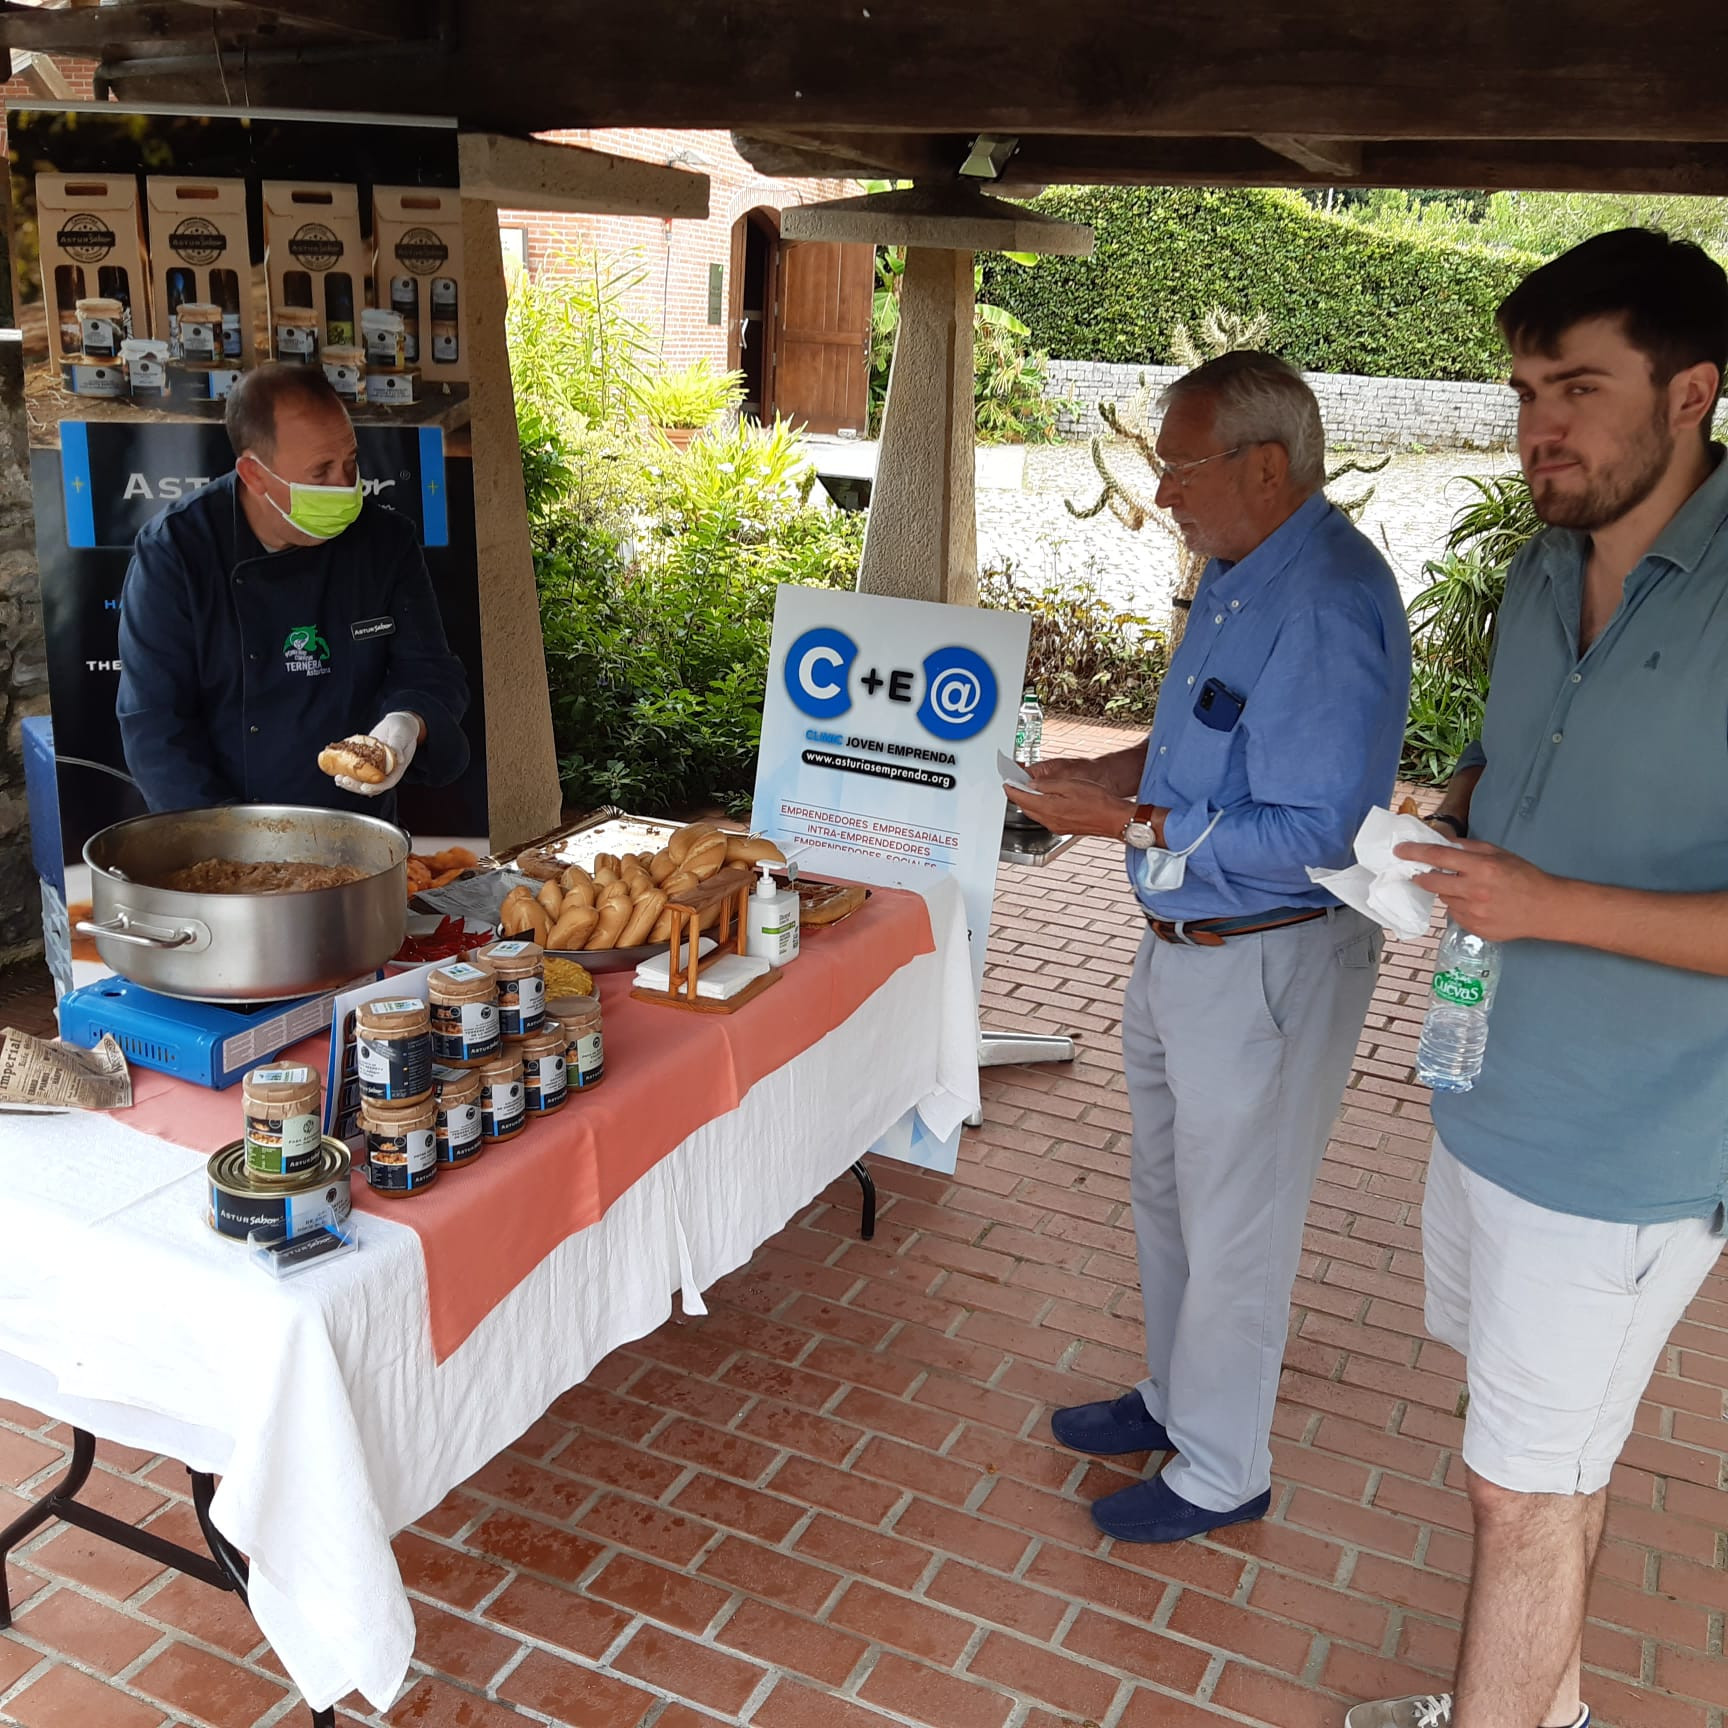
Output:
[784, 628, 998, 743]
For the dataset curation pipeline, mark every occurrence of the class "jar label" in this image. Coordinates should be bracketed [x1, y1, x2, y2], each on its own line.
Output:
[81, 315, 118, 354]
[524, 1052, 567, 1111]
[366, 1126, 437, 1191]
[244, 1109, 321, 1175]
[572, 1029, 604, 1087]
[358, 1031, 432, 1102]
[439, 1101, 482, 1160]
[430, 998, 499, 1060]
[482, 1081, 525, 1138]
[277, 322, 316, 356]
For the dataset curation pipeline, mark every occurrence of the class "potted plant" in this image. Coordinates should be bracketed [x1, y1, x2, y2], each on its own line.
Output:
[641, 359, 747, 450]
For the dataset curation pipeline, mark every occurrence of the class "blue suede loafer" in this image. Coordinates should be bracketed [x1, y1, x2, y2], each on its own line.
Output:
[1050, 1389, 1172, 1456]
[1090, 1474, 1271, 1543]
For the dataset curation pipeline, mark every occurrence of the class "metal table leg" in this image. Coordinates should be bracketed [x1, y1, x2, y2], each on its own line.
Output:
[849, 1160, 876, 1240]
[978, 1030, 1077, 1068]
[0, 1428, 334, 1727]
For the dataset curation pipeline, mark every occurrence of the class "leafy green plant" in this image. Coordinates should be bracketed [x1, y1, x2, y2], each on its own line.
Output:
[529, 411, 864, 817]
[1443, 471, 1542, 568]
[979, 187, 1537, 382]
[1400, 547, 1504, 784]
[870, 245, 1063, 442]
[1404, 649, 1488, 786]
[506, 250, 655, 434]
[980, 562, 1168, 722]
[640, 359, 747, 431]
[974, 306, 1066, 445]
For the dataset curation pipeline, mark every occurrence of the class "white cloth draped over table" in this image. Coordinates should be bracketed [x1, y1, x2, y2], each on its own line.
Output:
[0, 877, 977, 1713]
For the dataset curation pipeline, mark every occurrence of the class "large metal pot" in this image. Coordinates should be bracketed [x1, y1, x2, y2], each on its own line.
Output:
[79, 805, 409, 1002]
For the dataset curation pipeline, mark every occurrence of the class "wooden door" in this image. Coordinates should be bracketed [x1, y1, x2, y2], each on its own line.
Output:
[771, 239, 873, 436]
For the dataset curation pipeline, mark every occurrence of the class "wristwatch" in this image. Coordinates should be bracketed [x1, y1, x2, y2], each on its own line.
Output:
[1122, 803, 1160, 849]
[1430, 812, 1468, 839]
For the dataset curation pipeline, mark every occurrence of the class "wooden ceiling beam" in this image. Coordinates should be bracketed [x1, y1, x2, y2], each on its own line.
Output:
[170, 0, 424, 41]
[458, 133, 709, 218]
[81, 0, 1728, 144]
[736, 130, 1728, 198]
[1256, 135, 1363, 178]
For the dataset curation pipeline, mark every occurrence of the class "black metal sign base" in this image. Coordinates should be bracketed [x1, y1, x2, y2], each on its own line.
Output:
[0, 1428, 333, 1728]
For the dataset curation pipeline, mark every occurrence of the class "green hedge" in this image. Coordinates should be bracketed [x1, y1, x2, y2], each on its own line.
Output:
[980, 188, 1539, 382]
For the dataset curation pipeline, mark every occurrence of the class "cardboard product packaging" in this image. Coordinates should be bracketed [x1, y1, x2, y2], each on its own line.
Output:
[36, 174, 151, 367]
[262, 181, 365, 356]
[145, 177, 257, 365]
[372, 185, 467, 384]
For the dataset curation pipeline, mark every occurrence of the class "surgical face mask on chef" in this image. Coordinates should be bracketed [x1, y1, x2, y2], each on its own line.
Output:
[1128, 809, 1223, 897]
[252, 459, 364, 541]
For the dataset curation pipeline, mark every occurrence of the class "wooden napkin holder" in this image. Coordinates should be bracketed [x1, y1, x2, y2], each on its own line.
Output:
[630, 865, 781, 1013]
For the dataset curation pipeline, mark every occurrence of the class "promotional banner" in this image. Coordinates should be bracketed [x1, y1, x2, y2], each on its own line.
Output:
[752, 587, 1030, 1171]
[8, 103, 487, 869]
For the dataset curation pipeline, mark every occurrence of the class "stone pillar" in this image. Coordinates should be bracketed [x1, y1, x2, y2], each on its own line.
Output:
[859, 247, 977, 605]
[461, 196, 563, 852]
[780, 184, 1090, 609]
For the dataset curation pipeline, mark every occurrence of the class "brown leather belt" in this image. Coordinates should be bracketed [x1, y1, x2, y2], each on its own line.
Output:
[1146, 907, 1327, 948]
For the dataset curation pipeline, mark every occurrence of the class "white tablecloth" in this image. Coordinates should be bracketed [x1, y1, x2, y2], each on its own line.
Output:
[0, 877, 976, 1712]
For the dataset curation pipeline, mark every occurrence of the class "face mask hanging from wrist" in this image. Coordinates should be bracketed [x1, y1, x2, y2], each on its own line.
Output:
[255, 461, 364, 541]
[1129, 807, 1223, 896]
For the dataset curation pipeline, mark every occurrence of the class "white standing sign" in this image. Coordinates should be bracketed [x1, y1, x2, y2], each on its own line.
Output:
[752, 587, 1030, 1170]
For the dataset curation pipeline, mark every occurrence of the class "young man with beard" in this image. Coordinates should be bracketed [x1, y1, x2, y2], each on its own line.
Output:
[1350, 230, 1728, 1728]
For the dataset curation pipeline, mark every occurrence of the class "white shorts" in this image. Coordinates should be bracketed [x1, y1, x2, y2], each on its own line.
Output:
[1424, 1136, 1726, 1496]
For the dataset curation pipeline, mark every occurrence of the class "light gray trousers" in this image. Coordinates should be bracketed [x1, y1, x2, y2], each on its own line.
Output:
[1124, 906, 1382, 1511]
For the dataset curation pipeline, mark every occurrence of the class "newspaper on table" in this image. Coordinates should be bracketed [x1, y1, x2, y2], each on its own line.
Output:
[0, 1029, 132, 1111]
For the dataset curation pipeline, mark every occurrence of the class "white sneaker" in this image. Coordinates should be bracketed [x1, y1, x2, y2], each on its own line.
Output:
[1344, 1697, 1453, 1728]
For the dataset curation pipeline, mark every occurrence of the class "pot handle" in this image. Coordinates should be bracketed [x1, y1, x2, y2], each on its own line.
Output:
[75, 913, 197, 950]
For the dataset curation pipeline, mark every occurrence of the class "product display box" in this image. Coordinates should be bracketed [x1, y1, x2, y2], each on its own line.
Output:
[372, 185, 467, 384]
[145, 177, 258, 366]
[261, 180, 365, 360]
[36, 173, 151, 367]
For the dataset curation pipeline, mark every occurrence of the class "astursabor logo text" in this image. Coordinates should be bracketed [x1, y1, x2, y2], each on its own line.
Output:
[1432, 971, 1485, 1007]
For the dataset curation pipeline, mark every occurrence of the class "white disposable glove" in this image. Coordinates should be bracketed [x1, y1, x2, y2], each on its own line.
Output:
[335, 710, 420, 796]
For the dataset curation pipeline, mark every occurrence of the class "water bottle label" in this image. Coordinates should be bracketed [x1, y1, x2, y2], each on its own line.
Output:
[1432, 970, 1486, 1007]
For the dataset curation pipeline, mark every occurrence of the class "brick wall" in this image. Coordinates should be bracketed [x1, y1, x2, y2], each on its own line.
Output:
[499, 129, 856, 372]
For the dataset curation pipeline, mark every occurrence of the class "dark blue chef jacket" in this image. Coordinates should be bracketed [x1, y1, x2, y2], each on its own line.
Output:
[115, 472, 469, 820]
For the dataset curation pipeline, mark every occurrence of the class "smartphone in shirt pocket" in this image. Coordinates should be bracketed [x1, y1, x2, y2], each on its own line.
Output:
[1194, 677, 1246, 731]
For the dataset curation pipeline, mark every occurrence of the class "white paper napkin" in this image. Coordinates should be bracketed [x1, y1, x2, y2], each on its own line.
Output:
[997, 750, 1043, 794]
[1307, 806, 1457, 940]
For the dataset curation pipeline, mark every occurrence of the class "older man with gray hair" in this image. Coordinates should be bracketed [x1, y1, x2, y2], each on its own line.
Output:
[1005, 351, 1411, 1543]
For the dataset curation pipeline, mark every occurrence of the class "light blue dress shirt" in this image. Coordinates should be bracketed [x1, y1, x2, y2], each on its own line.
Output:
[1435, 449, 1728, 1224]
[1131, 492, 1412, 922]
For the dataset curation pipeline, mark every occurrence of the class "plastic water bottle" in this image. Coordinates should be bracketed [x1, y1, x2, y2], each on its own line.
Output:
[1416, 920, 1501, 1092]
[1015, 689, 1043, 766]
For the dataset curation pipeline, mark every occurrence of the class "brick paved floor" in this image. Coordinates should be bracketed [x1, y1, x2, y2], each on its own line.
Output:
[5, 715, 1728, 1728]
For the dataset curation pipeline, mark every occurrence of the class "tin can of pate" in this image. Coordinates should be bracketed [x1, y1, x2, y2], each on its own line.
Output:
[207, 1139, 351, 1241]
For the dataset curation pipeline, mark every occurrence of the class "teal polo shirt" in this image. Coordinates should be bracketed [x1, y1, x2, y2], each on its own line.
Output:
[1434, 447, 1728, 1223]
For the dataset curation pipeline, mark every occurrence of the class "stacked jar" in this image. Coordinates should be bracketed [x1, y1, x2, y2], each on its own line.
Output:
[355, 997, 437, 1197]
[472, 940, 543, 1139]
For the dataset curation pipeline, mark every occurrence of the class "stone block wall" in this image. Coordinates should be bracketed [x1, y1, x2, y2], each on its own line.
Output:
[1044, 359, 1728, 451]
[1043, 360, 1520, 450]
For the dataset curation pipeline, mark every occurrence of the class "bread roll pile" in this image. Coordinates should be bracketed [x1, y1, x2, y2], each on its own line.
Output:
[501, 825, 785, 952]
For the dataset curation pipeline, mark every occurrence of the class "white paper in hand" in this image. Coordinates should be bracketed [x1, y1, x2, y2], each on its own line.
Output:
[997, 750, 1043, 794]
[1307, 806, 1457, 940]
